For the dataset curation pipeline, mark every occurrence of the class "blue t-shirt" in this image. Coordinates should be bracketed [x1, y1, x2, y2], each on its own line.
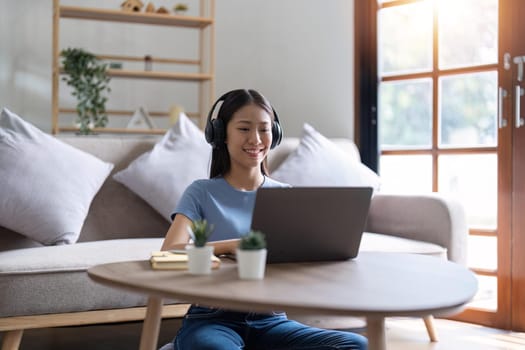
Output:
[172, 176, 289, 241]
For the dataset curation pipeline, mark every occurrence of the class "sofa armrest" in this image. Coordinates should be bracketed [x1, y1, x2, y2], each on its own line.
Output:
[364, 193, 468, 265]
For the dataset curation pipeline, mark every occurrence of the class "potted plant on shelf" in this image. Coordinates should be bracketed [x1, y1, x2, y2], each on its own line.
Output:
[60, 48, 111, 135]
[186, 219, 215, 275]
[237, 230, 267, 280]
[173, 3, 188, 15]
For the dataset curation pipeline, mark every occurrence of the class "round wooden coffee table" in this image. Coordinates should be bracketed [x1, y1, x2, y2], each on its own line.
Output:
[88, 252, 477, 350]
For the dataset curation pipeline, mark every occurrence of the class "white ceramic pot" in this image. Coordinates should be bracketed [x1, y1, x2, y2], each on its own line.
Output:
[186, 245, 214, 275]
[236, 248, 267, 280]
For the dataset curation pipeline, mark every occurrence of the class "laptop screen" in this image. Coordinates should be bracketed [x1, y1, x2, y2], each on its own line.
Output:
[251, 187, 373, 263]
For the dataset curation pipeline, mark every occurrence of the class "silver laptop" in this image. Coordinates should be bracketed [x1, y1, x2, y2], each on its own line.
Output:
[251, 187, 373, 264]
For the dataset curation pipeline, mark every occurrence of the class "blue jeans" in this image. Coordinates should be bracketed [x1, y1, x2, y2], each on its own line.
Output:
[173, 306, 367, 350]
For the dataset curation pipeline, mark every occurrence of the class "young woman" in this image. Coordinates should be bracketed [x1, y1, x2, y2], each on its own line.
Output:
[161, 89, 368, 350]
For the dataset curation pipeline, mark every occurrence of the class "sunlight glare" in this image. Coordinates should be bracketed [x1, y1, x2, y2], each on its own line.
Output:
[437, 0, 498, 68]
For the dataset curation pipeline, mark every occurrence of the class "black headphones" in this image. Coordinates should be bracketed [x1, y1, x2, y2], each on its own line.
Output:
[204, 90, 283, 149]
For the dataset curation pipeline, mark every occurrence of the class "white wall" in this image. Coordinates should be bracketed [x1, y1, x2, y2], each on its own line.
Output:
[0, 0, 354, 138]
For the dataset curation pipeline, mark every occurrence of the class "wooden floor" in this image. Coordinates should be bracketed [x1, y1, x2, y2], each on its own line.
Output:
[385, 318, 525, 350]
[3, 317, 524, 349]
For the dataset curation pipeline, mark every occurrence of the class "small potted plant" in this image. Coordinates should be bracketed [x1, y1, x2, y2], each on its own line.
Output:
[186, 219, 215, 275]
[236, 230, 267, 280]
[173, 3, 188, 15]
[60, 48, 111, 135]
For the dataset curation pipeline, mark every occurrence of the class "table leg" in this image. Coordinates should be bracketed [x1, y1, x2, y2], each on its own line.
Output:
[1, 330, 23, 350]
[139, 296, 163, 350]
[366, 316, 386, 350]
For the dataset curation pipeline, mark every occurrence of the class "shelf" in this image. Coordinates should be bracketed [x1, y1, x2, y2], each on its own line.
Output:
[97, 54, 200, 65]
[59, 108, 200, 119]
[59, 6, 213, 28]
[107, 69, 213, 81]
[58, 126, 167, 135]
[59, 68, 213, 81]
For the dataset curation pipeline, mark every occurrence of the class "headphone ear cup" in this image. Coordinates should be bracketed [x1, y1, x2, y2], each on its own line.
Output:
[207, 118, 225, 148]
[270, 122, 282, 149]
[204, 117, 214, 145]
[270, 111, 283, 149]
[205, 92, 231, 148]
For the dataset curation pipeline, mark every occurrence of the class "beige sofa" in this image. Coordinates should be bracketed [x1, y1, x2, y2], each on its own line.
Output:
[0, 136, 468, 350]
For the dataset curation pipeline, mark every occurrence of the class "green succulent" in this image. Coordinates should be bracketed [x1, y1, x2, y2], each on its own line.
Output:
[239, 230, 266, 250]
[174, 3, 188, 12]
[188, 219, 214, 247]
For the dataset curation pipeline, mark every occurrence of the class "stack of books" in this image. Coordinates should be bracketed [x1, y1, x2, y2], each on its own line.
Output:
[150, 250, 221, 270]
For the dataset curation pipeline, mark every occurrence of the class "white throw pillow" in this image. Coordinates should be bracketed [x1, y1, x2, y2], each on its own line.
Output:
[271, 123, 381, 190]
[0, 108, 114, 245]
[113, 114, 211, 221]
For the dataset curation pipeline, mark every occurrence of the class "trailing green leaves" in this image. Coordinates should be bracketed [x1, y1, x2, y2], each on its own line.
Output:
[60, 48, 111, 135]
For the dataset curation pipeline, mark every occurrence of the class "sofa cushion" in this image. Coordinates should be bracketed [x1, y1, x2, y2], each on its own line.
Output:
[0, 108, 114, 245]
[0, 238, 163, 274]
[113, 114, 211, 221]
[267, 137, 361, 172]
[360, 232, 447, 259]
[54, 136, 171, 243]
[271, 123, 381, 189]
[0, 238, 165, 317]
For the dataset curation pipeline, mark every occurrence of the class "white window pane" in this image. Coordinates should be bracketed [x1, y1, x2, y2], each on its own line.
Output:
[439, 0, 498, 69]
[379, 79, 432, 149]
[379, 155, 432, 193]
[438, 154, 497, 228]
[378, 1, 432, 76]
[439, 72, 498, 148]
[468, 275, 497, 311]
[468, 236, 497, 271]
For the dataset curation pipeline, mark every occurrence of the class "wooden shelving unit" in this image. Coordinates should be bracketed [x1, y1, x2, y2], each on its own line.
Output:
[58, 68, 214, 81]
[51, 0, 215, 135]
[59, 6, 212, 28]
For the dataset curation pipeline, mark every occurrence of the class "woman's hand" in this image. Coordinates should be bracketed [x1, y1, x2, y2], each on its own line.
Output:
[161, 214, 240, 255]
[209, 239, 240, 256]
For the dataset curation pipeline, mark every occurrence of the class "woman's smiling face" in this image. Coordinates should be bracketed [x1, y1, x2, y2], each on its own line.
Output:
[225, 103, 273, 171]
